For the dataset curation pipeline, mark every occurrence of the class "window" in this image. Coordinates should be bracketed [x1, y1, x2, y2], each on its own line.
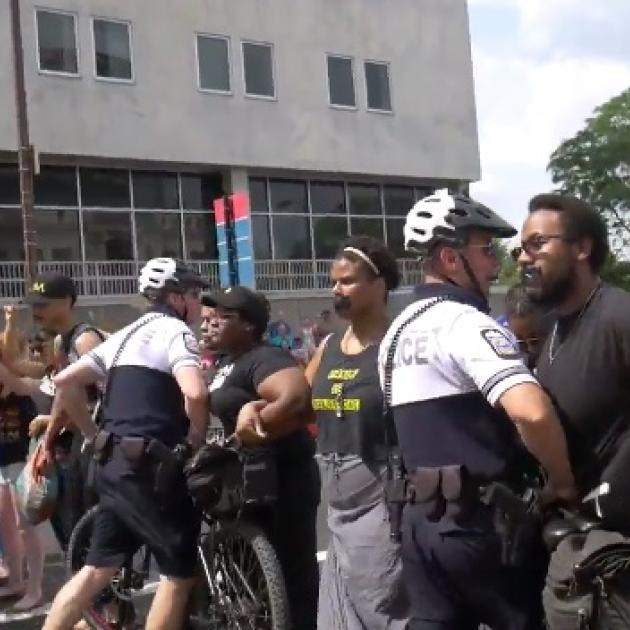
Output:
[0, 209, 23, 261]
[252, 215, 272, 259]
[33, 210, 81, 260]
[80, 168, 130, 207]
[313, 217, 348, 258]
[135, 214, 183, 260]
[132, 171, 179, 209]
[384, 186, 414, 216]
[365, 61, 392, 112]
[82, 211, 133, 260]
[93, 18, 133, 81]
[249, 178, 269, 213]
[36, 10, 78, 75]
[0, 165, 19, 205]
[242, 42, 275, 98]
[272, 216, 312, 260]
[386, 218, 408, 258]
[181, 173, 223, 210]
[310, 181, 346, 214]
[327, 55, 355, 108]
[348, 184, 381, 215]
[196, 35, 230, 93]
[34, 167, 77, 206]
[269, 180, 307, 214]
[184, 214, 218, 260]
[350, 217, 384, 241]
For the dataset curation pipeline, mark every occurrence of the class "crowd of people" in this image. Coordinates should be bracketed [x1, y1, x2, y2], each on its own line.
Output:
[0, 189, 629, 630]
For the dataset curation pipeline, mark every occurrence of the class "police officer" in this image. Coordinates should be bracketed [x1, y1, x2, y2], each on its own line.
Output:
[379, 191, 576, 630]
[43, 258, 209, 630]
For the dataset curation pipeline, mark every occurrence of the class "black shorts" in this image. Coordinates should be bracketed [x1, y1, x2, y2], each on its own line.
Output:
[86, 458, 200, 579]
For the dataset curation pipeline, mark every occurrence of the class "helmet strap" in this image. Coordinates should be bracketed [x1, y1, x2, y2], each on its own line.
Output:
[458, 252, 487, 302]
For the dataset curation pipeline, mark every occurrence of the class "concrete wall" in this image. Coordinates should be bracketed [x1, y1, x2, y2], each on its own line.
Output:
[0, 0, 480, 182]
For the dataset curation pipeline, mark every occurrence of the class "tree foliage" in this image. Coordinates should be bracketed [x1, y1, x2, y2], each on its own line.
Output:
[548, 87, 630, 251]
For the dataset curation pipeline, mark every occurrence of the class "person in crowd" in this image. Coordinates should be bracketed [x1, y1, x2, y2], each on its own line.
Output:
[267, 310, 291, 340]
[306, 236, 409, 629]
[314, 308, 339, 345]
[518, 194, 630, 528]
[0, 328, 44, 610]
[203, 286, 320, 630]
[299, 317, 318, 361]
[269, 320, 295, 351]
[43, 258, 209, 630]
[20, 272, 106, 552]
[504, 284, 553, 370]
[381, 190, 575, 629]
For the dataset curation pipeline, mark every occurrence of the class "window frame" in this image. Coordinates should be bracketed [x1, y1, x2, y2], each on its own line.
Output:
[241, 39, 277, 101]
[195, 32, 232, 95]
[326, 53, 357, 111]
[90, 16, 134, 84]
[364, 59, 393, 114]
[35, 7, 80, 78]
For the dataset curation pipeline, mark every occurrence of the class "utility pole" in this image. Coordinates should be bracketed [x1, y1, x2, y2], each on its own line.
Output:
[10, 0, 38, 286]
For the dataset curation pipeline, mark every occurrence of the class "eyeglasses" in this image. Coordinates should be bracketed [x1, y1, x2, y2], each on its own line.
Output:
[467, 241, 500, 259]
[511, 234, 568, 260]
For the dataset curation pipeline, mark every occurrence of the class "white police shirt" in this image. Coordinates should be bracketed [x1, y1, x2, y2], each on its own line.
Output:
[379, 298, 535, 408]
[378, 285, 537, 477]
[80, 312, 199, 379]
[76, 310, 201, 445]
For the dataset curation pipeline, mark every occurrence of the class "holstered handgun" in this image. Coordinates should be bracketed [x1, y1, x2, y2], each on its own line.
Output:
[385, 450, 407, 542]
[146, 439, 189, 497]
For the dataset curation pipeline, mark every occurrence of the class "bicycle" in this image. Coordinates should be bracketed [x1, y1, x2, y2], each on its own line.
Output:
[67, 486, 290, 629]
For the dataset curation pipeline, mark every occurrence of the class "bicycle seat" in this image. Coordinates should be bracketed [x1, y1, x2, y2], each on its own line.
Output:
[543, 515, 602, 552]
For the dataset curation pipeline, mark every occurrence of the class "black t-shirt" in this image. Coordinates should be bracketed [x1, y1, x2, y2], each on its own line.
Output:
[209, 344, 314, 460]
[0, 393, 36, 466]
[536, 284, 630, 489]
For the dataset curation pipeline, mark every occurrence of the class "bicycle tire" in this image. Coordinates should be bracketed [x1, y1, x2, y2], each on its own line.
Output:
[191, 520, 290, 630]
[66, 505, 139, 630]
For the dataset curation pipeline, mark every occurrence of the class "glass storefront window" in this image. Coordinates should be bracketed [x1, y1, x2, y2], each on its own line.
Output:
[181, 173, 223, 210]
[34, 166, 77, 206]
[132, 171, 179, 209]
[252, 214, 272, 260]
[313, 216, 348, 258]
[348, 184, 381, 215]
[272, 215, 312, 259]
[0, 165, 19, 205]
[135, 213, 183, 259]
[33, 209, 81, 260]
[270, 180, 308, 214]
[83, 211, 133, 260]
[386, 218, 409, 258]
[310, 181, 346, 215]
[350, 217, 384, 241]
[384, 185, 414, 216]
[249, 178, 268, 213]
[0, 208, 23, 261]
[80, 168, 130, 207]
[184, 213, 218, 260]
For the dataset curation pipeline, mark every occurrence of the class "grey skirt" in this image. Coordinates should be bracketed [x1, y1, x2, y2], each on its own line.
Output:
[318, 454, 409, 630]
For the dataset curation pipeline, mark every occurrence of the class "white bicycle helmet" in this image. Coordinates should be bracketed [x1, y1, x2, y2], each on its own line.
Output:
[138, 258, 208, 296]
[404, 189, 516, 255]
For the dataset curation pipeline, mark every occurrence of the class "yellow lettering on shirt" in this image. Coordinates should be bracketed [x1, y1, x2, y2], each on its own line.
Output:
[327, 369, 360, 381]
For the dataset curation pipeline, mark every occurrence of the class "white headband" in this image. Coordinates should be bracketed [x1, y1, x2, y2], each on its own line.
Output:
[343, 247, 380, 276]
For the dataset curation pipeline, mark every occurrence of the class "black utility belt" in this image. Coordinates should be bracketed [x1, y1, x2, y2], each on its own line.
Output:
[92, 430, 191, 496]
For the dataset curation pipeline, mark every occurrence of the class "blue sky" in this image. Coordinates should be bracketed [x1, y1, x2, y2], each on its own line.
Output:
[467, 0, 630, 235]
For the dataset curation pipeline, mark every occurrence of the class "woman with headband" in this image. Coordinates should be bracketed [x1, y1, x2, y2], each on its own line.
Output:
[305, 236, 409, 629]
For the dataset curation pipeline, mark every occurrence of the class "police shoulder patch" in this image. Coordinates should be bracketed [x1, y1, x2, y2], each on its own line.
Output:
[480, 328, 519, 359]
[183, 332, 200, 355]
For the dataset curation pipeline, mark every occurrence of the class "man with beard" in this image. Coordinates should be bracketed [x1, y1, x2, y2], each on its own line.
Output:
[380, 191, 575, 630]
[518, 193, 630, 530]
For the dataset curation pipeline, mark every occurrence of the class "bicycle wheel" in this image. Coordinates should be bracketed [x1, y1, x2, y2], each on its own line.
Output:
[66, 505, 148, 630]
[189, 521, 290, 630]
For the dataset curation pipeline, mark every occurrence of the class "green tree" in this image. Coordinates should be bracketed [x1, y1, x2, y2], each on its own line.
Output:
[601, 253, 630, 291]
[548, 88, 630, 252]
[496, 241, 520, 286]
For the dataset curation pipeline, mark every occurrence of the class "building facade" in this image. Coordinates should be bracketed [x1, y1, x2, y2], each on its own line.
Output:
[0, 0, 480, 298]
